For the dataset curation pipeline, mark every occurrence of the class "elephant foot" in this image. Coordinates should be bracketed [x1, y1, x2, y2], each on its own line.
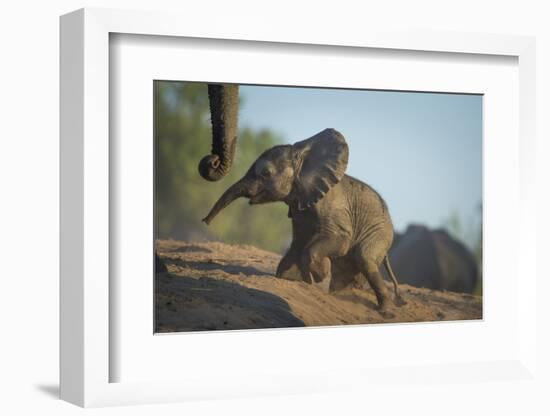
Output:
[377, 306, 395, 319]
[394, 294, 407, 307]
[376, 297, 395, 319]
[276, 263, 303, 281]
[313, 277, 331, 294]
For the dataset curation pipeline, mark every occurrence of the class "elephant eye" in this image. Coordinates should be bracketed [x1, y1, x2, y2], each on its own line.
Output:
[260, 167, 272, 178]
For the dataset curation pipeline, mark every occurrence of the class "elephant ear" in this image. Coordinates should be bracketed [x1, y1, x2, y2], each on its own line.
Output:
[292, 128, 349, 211]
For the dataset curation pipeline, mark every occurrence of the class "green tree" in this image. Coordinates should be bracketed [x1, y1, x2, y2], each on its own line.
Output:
[155, 81, 291, 253]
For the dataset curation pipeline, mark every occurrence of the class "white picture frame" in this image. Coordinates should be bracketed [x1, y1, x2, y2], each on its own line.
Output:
[60, 7, 537, 408]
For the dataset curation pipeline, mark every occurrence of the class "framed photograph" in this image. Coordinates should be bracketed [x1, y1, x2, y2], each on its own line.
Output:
[60, 8, 537, 408]
[153, 81, 483, 333]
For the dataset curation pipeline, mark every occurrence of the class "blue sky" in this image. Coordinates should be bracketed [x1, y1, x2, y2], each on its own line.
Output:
[238, 85, 482, 239]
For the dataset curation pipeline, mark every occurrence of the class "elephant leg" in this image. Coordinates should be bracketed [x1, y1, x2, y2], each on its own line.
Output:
[300, 235, 349, 293]
[355, 242, 394, 318]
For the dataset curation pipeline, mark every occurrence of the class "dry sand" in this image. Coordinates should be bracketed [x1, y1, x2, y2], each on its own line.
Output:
[155, 239, 482, 332]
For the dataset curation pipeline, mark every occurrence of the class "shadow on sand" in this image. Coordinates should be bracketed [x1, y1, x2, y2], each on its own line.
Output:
[155, 274, 305, 332]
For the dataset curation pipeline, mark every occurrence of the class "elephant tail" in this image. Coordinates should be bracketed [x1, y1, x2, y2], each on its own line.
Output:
[383, 256, 407, 306]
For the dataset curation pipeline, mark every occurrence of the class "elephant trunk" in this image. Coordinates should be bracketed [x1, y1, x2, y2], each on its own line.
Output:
[202, 177, 251, 225]
[198, 84, 239, 181]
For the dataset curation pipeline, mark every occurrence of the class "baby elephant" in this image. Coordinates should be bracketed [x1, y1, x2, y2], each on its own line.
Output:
[203, 128, 404, 317]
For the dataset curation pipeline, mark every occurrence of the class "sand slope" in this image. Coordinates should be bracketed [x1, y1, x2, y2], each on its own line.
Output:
[155, 240, 482, 332]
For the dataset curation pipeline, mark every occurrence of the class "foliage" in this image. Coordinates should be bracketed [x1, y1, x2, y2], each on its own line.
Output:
[155, 81, 291, 253]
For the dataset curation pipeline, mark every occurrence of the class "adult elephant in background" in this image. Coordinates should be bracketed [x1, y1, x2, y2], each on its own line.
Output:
[156, 83, 240, 272]
[385, 224, 479, 294]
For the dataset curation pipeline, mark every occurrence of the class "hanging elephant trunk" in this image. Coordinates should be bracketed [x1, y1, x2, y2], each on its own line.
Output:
[198, 84, 240, 181]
